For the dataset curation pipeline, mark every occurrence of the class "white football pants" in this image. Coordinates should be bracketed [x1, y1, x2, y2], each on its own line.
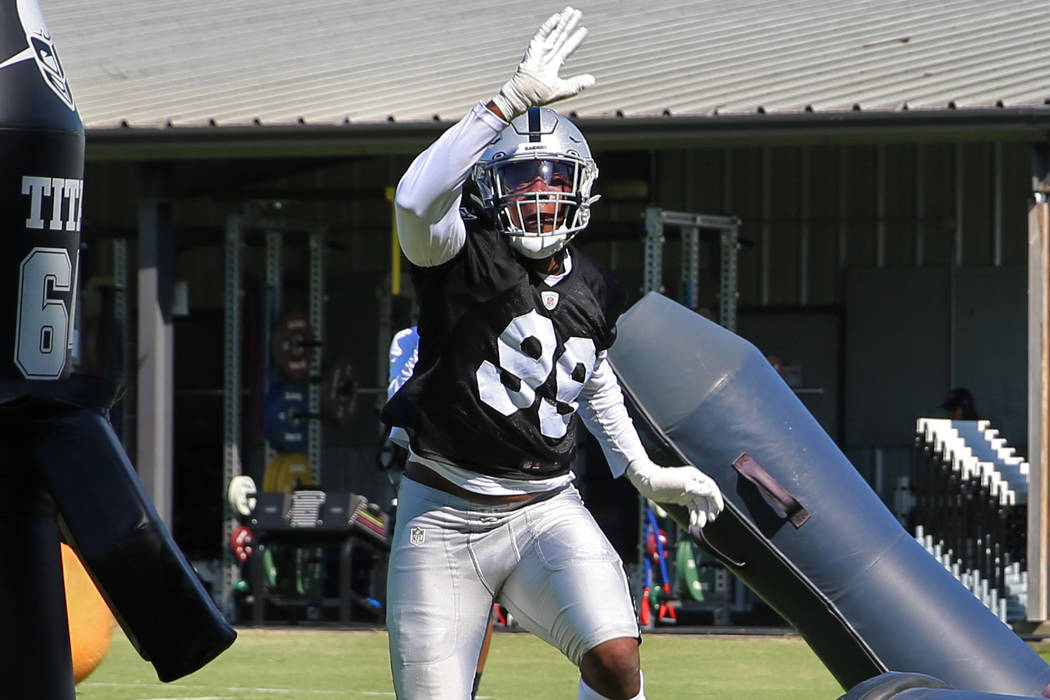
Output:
[387, 475, 640, 699]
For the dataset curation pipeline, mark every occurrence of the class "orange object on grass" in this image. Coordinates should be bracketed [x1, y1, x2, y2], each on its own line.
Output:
[61, 543, 115, 683]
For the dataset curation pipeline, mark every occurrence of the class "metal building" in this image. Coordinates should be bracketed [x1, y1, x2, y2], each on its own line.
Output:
[38, 0, 1050, 624]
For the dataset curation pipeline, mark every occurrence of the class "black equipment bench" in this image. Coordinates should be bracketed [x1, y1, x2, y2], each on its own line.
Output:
[246, 490, 390, 625]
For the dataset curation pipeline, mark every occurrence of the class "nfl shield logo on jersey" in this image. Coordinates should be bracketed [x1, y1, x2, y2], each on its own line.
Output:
[409, 527, 426, 546]
[541, 291, 559, 310]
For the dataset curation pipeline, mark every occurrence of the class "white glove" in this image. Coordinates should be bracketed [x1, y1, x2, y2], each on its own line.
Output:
[626, 457, 725, 530]
[491, 6, 596, 120]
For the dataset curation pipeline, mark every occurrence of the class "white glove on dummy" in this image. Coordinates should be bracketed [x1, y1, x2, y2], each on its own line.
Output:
[626, 457, 725, 530]
[491, 6, 596, 120]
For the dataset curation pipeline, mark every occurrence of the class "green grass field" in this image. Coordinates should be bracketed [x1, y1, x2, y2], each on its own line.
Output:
[74, 627, 1050, 699]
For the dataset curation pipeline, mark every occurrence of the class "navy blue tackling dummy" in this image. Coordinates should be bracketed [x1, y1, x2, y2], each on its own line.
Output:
[381, 7, 724, 700]
[0, 1, 235, 696]
[608, 292, 1050, 699]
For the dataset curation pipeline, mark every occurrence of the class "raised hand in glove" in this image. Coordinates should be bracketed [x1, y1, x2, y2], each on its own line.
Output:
[625, 457, 725, 530]
[490, 6, 596, 120]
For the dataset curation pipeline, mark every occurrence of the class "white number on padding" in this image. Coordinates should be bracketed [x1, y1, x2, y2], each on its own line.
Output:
[15, 247, 72, 380]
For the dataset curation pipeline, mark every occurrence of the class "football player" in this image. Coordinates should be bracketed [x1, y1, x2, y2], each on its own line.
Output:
[381, 7, 724, 699]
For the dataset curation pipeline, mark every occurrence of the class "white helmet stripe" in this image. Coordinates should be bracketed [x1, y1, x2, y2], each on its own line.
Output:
[473, 106, 598, 254]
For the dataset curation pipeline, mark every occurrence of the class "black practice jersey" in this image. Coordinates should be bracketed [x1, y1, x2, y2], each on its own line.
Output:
[382, 220, 626, 481]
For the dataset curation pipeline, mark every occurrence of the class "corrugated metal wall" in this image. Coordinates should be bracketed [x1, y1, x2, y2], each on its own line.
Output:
[645, 141, 1030, 305]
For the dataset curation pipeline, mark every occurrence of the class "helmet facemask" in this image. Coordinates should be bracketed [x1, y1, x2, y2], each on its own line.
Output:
[474, 107, 599, 259]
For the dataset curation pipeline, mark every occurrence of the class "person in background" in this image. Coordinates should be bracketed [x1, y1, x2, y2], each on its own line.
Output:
[386, 324, 419, 449]
[940, 387, 978, 420]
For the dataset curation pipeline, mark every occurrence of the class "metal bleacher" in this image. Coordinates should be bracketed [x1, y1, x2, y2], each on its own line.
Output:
[908, 418, 1029, 624]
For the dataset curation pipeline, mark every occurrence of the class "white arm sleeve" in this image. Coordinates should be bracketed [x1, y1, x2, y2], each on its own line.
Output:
[577, 351, 648, 478]
[393, 102, 508, 268]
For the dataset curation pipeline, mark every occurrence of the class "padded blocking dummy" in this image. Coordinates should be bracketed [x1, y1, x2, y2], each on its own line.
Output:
[0, 1, 235, 693]
[0, 438, 76, 699]
[839, 672, 1044, 700]
[608, 292, 1050, 697]
[0, 2, 88, 696]
[33, 405, 237, 682]
[0, 0, 82, 397]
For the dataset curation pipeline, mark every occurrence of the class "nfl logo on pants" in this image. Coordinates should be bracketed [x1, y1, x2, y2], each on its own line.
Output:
[409, 527, 425, 545]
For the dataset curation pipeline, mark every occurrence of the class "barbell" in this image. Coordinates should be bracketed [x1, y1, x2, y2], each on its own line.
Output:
[271, 310, 322, 381]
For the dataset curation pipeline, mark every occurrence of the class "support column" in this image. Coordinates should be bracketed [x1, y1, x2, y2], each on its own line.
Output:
[1026, 143, 1050, 627]
[643, 207, 664, 295]
[136, 168, 174, 527]
[680, 226, 699, 309]
[113, 238, 130, 447]
[262, 230, 281, 475]
[308, 230, 324, 483]
[221, 215, 244, 620]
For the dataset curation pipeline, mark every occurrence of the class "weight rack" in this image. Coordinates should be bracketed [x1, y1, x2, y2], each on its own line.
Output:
[643, 208, 741, 331]
[221, 211, 327, 621]
[222, 215, 244, 619]
[261, 226, 325, 482]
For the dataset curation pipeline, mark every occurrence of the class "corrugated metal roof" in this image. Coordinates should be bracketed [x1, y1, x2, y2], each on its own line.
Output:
[36, 0, 1050, 130]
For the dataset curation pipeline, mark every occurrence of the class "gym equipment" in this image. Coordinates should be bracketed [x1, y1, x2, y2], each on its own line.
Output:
[675, 538, 708, 603]
[264, 362, 355, 451]
[264, 382, 314, 453]
[641, 508, 676, 627]
[322, 357, 356, 425]
[250, 491, 389, 541]
[256, 455, 317, 601]
[272, 310, 320, 380]
[349, 499, 389, 545]
[243, 490, 389, 624]
[642, 208, 740, 329]
[224, 224, 329, 617]
[227, 475, 258, 518]
[230, 526, 254, 563]
[262, 453, 314, 494]
[608, 292, 1050, 696]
